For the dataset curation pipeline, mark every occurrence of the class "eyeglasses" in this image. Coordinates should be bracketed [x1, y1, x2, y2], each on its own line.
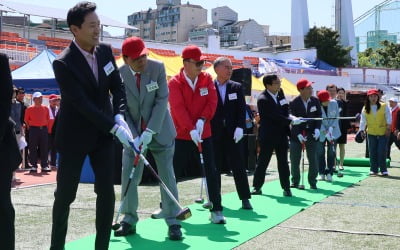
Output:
[187, 60, 205, 68]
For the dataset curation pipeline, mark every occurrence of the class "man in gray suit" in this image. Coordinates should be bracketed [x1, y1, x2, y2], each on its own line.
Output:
[315, 90, 341, 182]
[116, 36, 182, 240]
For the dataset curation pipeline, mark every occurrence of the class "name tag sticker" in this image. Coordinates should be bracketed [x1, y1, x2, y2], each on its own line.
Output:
[310, 106, 317, 112]
[104, 61, 115, 76]
[228, 93, 237, 100]
[200, 88, 208, 96]
[279, 99, 288, 105]
[146, 81, 159, 92]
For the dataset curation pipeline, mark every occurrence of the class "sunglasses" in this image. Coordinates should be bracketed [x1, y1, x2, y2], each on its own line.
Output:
[187, 60, 205, 68]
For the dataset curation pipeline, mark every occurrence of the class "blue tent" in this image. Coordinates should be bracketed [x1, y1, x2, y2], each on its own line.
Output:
[12, 49, 59, 94]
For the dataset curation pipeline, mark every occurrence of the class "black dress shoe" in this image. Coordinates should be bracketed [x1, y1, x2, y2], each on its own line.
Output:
[168, 224, 182, 241]
[290, 183, 298, 188]
[241, 199, 253, 210]
[283, 189, 292, 197]
[310, 184, 317, 190]
[114, 222, 136, 237]
[251, 188, 262, 195]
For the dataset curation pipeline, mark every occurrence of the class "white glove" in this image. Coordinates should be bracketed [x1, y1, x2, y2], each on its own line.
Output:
[196, 119, 205, 137]
[233, 127, 244, 143]
[328, 126, 333, 134]
[190, 129, 203, 146]
[114, 114, 132, 138]
[139, 130, 153, 151]
[313, 128, 320, 140]
[132, 136, 141, 153]
[291, 117, 305, 125]
[18, 135, 27, 150]
[297, 134, 307, 143]
[114, 125, 134, 148]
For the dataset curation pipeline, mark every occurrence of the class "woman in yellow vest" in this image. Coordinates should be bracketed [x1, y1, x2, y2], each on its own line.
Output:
[358, 89, 391, 176]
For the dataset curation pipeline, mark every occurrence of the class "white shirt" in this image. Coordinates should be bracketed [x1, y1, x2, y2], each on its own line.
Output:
[359, 104, 392, 131]
[183, 70, 198, 91]
[267, 89, 278, 104]
[73, 40, 98, 82]
[216, 80, 227, 104]
[301, 98, 310, 111]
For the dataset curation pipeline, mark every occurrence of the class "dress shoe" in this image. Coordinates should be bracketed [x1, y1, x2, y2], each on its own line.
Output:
[290, 183, 299, 188]
[250, 188, 262, 195]
[168, 224, 182, 241]
[114, 222, 136, 237]
[241, 199, 253, 210]
[283, 189, 292, 197]
[310, 184, 317, 190]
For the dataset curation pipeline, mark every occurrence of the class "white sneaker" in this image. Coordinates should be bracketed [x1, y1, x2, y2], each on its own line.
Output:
[42, 166, 51, 172]
[210, 211, 226, 224]
[326, 174, 333, 182]
[319, 174, 326, 181]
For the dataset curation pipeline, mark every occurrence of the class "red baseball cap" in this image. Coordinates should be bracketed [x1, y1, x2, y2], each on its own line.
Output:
[367, 89, 379, 96]
[182, 45, 207, 61]
[317, 90, 331, 102]
[296, 78, 313, 90]
[122, 36, 148, 60]
[48, 94, 59, 100]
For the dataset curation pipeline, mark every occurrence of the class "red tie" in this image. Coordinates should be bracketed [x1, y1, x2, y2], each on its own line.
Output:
[135, 72, 146, 130]
[135, 73, 141, 91]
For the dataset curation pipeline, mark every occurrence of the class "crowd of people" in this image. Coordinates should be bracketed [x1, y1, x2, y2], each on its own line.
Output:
[1, 2, 397, 250]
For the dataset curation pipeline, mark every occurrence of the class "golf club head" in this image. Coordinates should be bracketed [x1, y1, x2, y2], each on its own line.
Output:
[202, 201, 213, 209]
[195, 198, 204, 204]
[176, 207, 192, 221]
[111, 223, 121, 231]
[298, 185, 305, 190]
[337, 172, 344, 177]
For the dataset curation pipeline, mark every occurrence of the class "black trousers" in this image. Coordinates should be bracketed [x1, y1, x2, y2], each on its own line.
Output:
[213, 128, 251, 200]
[48, 134, 57, 166]
[387, 132, 400, 160]
[50, 140, 115, 250]
[28, 126, 48, 168]
[253, 136, 290, 190]
[0, 167, 14, 250]
[174, 138, 222, 211]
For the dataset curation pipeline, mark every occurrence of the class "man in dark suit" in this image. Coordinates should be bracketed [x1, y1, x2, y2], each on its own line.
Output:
[289, 79, 322, 189]
[251, 75, 304, 197]
[50, 3, 133, 250]
[0, 53, 22, 250]
[211, 57, 252, 210]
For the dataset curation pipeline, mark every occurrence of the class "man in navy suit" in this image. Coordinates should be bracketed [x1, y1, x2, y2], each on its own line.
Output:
[251, 75, 304, 197]
[211, 57, 252, 210]
[0, 53, 22, 250]
[289, 79, 322, 190]
[50, 2, 133, 250]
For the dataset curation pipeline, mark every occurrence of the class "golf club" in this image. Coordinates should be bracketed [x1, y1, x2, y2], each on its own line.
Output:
[194, 177, 204, 204]
[129, 141, 192, 221]
[112, 153, 140, 231]
[298, 131, 306, 190]
[299, 113, 360, 121]
[330, 136, 343, 178]
[197, 143, 213, 209]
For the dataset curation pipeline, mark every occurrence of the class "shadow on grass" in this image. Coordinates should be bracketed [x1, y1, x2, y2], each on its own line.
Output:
[181, 221, 240, 243]
[222, 207, 268, 222]
[262, 194, 311, 207]
[381, 175, 400, 180]
[110, 233, 191, 250]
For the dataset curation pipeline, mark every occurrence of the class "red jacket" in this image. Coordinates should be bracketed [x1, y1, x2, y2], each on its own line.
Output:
[391, 106, 399, 132]
[168, 68, 217, 140]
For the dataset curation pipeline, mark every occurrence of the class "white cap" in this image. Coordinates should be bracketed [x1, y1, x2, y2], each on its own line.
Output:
[32, 92, 42, 99]
[389, 97, 398, 103]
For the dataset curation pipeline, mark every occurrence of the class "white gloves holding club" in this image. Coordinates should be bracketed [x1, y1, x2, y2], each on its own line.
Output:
[326, 127, 334, 142]
[139, 128, 155, 151]
[196, 119, 205, 137]
[297, 134, 307, 143]
[112, 114, 134, 148]
[291, 117, 305, 125]
[313, 128, 320, 140]
[190, 129, 203, 146]
[18, 135, 27, 150]
[233, 127, 244, 143]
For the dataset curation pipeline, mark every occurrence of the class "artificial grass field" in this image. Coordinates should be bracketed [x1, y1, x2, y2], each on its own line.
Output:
[66, 167, 369, 250]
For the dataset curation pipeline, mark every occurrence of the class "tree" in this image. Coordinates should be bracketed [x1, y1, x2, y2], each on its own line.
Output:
[358, 40, 400, 69]
[304, 26, 352, 67]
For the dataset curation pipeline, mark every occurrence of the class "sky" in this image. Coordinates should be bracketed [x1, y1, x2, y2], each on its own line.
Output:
[5, 0, 387, 35]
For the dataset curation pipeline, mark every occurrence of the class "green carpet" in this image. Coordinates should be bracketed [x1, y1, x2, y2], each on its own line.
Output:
[66, 167, 369, 250]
